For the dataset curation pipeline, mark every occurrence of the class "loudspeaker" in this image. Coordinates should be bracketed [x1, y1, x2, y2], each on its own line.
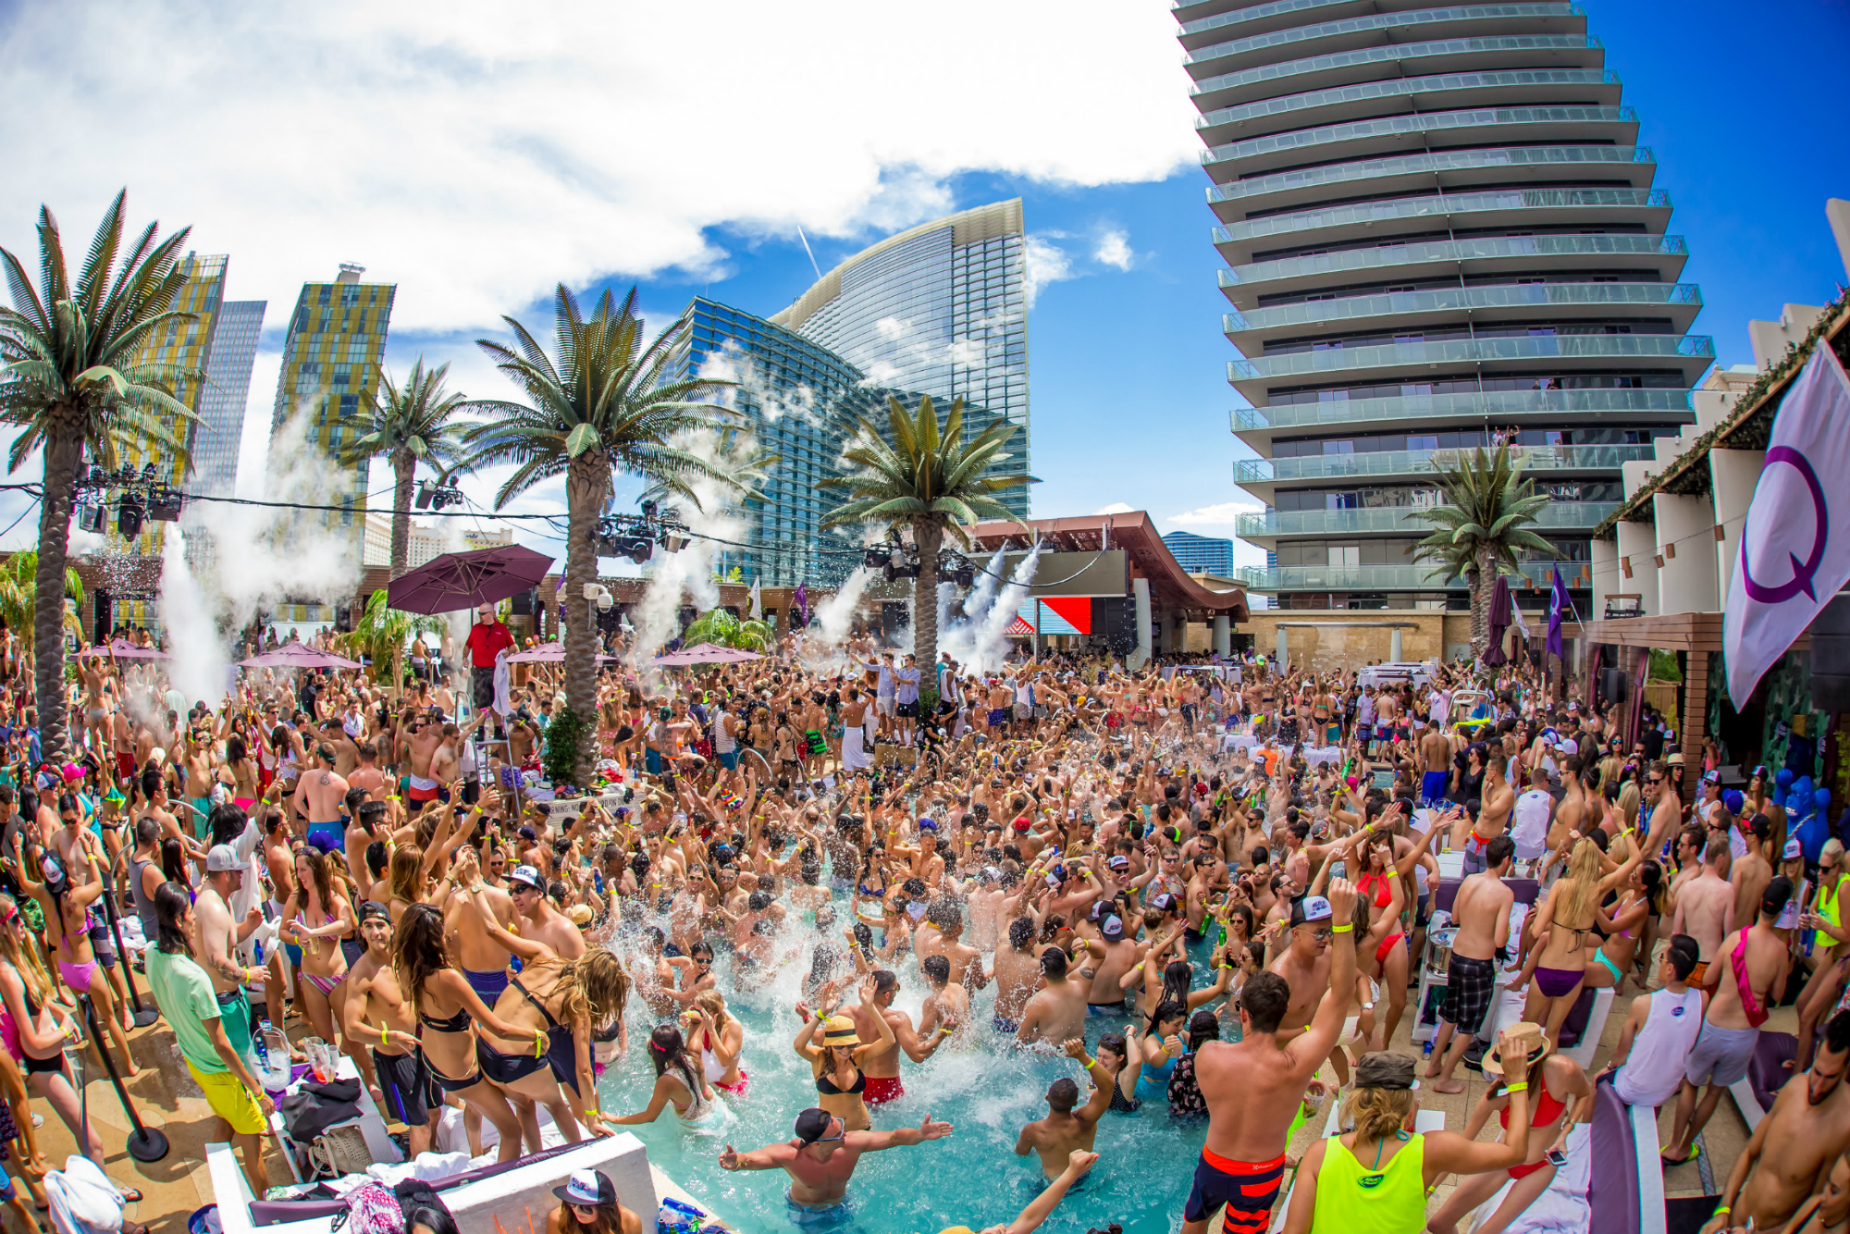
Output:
[1811, 593, 1850, 712]
[334, 603, 352, 632]
[509, 587, 538, 616]
[1092, 596, 1134, 654]
[1600, 666, 1629, 705]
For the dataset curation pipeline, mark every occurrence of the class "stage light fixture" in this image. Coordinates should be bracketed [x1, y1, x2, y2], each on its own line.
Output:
[116, 496, 144, 539]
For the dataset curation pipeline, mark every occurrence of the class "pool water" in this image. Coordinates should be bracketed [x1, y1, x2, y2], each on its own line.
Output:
[595, 889, 1224, 1234]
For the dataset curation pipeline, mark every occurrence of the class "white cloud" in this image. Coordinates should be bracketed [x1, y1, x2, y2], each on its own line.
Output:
[1163, 501, 1262, 528]
[0, 2, 1197, 336]
[947, 338, 987, 366]
[1024, 236, 1075, 308]
[1093, 501, 1135, 515]
[1093, 228, 1134, 271]
[875, 316, 910, 341]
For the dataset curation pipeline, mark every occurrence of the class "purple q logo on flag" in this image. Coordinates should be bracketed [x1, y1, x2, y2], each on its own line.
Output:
[1739, 446, 1829, 603]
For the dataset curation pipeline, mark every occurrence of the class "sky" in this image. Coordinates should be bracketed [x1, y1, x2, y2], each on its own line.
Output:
[0, 0, 1846, 576]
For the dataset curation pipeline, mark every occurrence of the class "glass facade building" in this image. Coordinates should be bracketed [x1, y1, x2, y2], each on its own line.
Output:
[1162, 530, 1236, 576]
[194, 299, 266, 497]
[269, 265, 396, 542]
[1181, 0, 1710, 609]
[772, 199, 1031, 519]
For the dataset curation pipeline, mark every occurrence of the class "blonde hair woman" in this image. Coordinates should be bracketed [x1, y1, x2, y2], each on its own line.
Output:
[689, 989, 746, 1094]
[1519, 834, 1642, 1047]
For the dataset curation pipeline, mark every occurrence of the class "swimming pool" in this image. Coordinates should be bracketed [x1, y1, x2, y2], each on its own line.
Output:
[594, 891, 1221, 1234]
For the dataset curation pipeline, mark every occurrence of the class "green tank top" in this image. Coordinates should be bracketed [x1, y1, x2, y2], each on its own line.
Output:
[1312, 1133, 1425, 1233]
[1820, 874, 1848, 928]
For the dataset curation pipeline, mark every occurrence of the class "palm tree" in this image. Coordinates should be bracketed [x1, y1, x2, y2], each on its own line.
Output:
[337, 588, 445, 691]
[681, 608, 770, 652]
[335, 358, 471, 579]
[819, 394, 1032, 690]
[460, 284, 743, 783]
[1407, 443, 1555, 652]
[0, 190, 201, 760]
[0, 551, 84, 674]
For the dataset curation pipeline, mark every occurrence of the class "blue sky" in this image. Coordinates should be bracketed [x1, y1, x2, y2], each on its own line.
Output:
[2, 0, 1847, 577]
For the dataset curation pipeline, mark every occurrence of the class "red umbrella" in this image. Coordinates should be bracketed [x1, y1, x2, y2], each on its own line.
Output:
[1482, 575, 1513, 667]
[78, 639, 167, 660]
[387, 545, 555, 615]
[239, 639, 362, 670]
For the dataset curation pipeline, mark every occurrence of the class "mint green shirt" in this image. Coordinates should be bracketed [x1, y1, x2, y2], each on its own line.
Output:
[146, 947, 226, 1073]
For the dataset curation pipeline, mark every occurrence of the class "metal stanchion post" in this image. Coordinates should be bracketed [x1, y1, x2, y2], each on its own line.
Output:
[81, 995, 167, 1162]
[100, 881, 159, 1028]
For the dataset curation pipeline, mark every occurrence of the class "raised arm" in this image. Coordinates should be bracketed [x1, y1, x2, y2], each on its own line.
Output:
[1287, 878, 1358, 1080]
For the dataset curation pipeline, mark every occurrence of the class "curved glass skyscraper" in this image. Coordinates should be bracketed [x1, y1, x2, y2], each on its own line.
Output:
[1184, 0, 1712, 608]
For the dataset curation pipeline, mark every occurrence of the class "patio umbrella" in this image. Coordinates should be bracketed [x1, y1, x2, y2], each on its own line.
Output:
[505, 641, 615, 664]
[1482, 575, 1513, 667]
[238, 639, 362, 670]
[652, 642, 765, 666]
[387, 545, 555, 615]
[78, 639, 167, 660]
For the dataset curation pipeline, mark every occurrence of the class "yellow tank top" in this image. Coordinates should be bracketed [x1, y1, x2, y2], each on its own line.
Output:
[1820, 874, 1848, 928]
[1311, 1132, 1426, 1232]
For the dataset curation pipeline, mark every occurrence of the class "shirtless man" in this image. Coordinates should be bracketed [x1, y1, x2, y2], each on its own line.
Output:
[839, 689, 871, 774]
[1181, 880, 1358, 1234]
[918, 954, 969, 1040]
[851, 968, 952, 1103]
[1017, 946, 1092, 1047]
[718, 1108, 952, 1217]
[402, 715, 445, 814]
[347, 742, 387, 802]
[1670, 834, 1735, 988]
[1732, 815, 1775, 932]
[916, 901, 985, 991]
[1464, 753, 1515, 875]
[1704, 1011, 1850, 1234]
[1015, 1038, 1112, 1180]
[1417, 724, 1453, 808]
[342, 901, 440, 1154]
[110, 708, 138, 788]
[1084, 910, 1143, 1014]
[1663, 876, 1796, 1165]
[1426, 836, 1516, 1093]
[290, 745, 350, 854]
[195, 844, 267, 1063]
[80, 655, 110, 760]
[509, 861, 585, 959]
[1642, 759, 1685, 865]
[1266, 892, 1340, 1045]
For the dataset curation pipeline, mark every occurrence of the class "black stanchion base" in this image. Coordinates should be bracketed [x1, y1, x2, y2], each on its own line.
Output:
[131, 1007, 160, 1028]
[125, 1128, 168, 1163]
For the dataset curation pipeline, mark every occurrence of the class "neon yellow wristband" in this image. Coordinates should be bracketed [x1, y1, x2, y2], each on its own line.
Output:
[1711, 1207, 1728, 1217]
[1331, 924, 1353, 934]
[1503, 1081, 1528, 1093]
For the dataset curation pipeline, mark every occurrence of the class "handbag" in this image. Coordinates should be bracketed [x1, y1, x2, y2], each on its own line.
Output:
[308, 1125, 374, 1181]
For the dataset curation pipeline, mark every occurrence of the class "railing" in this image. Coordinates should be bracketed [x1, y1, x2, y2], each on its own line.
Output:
[1223, 283, 1700, 332]
[1230, 335, 1714, 381]
[1208, 145, 1653, 205]
[1187, 5, 1584, 67]
[1233, 444, 1652, 484]
[1203, 106, 1635, 168]
[1230, 388, 1693, 432]
[1221, 233, 1687, 288]
[1191, 35, 1604, 101]
[1196, 68, 1620, 132]
[1235, 502, 1616, 537]
[1212, 188, 1668, 246]
[1233, 560, 1591, 591]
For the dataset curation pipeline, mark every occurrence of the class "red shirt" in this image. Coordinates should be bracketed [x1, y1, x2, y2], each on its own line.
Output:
[464, 620, 515, 668]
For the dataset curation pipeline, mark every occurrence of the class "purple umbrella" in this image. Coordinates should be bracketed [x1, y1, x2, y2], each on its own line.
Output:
[652, 642, 765, 666]
[1482, 575, 1513, 667]
[78, 639, 167, 660]
[239, 639, 362, 670]
[387, 545, 555, 615]
[506, 641, 615, 664]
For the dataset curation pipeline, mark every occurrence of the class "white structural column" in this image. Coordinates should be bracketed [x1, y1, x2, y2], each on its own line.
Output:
[1653, 491, 1720, 614]
[1615, 519, 1661, 616]
[1131, 578, 1152, 670]
[1710, 447, 1766, 599]
[1390, 628, 1403, 661]
[1591, 539, 1620, 617]
[1212, 614, 1230, 658]
[1276, 625, 1289, 666]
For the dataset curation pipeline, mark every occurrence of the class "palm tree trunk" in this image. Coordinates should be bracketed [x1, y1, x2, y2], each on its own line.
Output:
[911, 518, 942, 687]
[389, 453, 416, 580]
[1466, 565, 1484, 653]
[562, 453, 607, 785]
[34, 425, 82, 762]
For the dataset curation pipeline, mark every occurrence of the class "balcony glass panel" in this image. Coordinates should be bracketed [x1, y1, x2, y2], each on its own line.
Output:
[1187, 5, 1584, 68]
[1228, 335, 1714, 380]
[1202, 106, 1635, 167]
[1224, 283, 1700, 332]
[1196, 69, 1620, 132]
[1236, 502, 1616, 536]
[1234, 560, 1590, 591]
[1234, 443, 1652, 483]
[1208, 145, 1653, 205]
[1221, 234, 1687, 288]
[1190, 35, 1604, 102]
[1231, 388, 1692, 432]
[1213, 188, 1667, 245]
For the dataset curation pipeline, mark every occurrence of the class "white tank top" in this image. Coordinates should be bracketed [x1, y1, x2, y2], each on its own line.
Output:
[1614, 986, 1704, 1108]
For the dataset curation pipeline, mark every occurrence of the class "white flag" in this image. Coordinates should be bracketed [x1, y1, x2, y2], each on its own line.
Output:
[1507, 585, 1531, 639]
[1724, 342, 1850, 708]
[749, 578, 762, 621]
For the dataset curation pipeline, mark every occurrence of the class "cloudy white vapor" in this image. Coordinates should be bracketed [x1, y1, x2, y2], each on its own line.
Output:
[1164, 501, 1262, 528]
[1093, 229, 1135, 271]
[0, 1, 1197, 336]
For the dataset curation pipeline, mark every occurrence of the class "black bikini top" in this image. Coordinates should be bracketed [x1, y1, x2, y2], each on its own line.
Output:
[816, 1064, 866, 1096]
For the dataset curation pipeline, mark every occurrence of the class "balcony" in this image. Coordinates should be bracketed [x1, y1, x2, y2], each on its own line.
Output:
[1201, 105, 1636, 180]
[1211, 187, 1669, 262]
[1220, 233, 1689, 304]
[1235, 443, 1651, 486]
[1229, 389, 1693, 447]
[1224, 282, 1701, 342]
[1185, 4, 1586, 81]
[1194, 68, 1621, 144]
[1179, 0, 1512, 48]
[1235, 501, 1615, 541]
[1209, 145, 1656, 220]
[1234, 559, 1593, 592]
[1229, 335, 1715, 399]
[1190, 34, 1605, 111]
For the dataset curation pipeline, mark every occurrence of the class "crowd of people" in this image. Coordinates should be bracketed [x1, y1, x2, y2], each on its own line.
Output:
[0, 601, 1841, 1234]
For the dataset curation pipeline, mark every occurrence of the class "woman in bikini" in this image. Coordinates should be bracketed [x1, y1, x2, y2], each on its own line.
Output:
[13, 826, 137, 1079]
[1520, 833, 1643, 1048]
[281, 846, 354, 1053]
[0, 891, 103, 1163]
[1580, 859, 1664, 993]
[1351, 831, 1412, 1050]
[604, 1023, 714, 1128]
[391, 903, 540, 1162]
[792, 977, 894, 1132]
[687, 989, 746, 1095]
